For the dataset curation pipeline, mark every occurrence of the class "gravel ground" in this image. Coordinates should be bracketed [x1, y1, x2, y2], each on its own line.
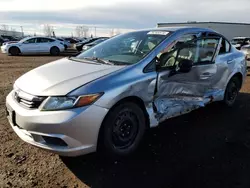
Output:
[1, 52, 250, 188]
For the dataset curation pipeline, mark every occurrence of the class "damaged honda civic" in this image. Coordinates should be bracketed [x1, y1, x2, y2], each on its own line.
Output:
[6, 27, 247, 157]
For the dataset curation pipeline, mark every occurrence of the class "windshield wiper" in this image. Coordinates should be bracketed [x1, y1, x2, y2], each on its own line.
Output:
[68, 57, 100, 65]
[107, 60, 131, 65]
[83, 57, 114, 65]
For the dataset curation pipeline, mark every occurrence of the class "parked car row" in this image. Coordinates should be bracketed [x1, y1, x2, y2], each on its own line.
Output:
[75, 37, 109, 51]
[55, 37, 71, 50]
[1, 35, 22, 42]
[1, 35, 110, 55]
[231, 37, 250, 50]
[231, 37, 250, 66]
[0, 35, 24, 46]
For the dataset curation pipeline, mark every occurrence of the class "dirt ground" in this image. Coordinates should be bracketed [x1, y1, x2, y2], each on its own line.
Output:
[1, 52, 250, 188]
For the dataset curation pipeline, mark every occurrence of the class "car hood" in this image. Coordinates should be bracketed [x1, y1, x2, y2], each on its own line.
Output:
[15, 58, 125, 96]
[3, 41, 19, 46]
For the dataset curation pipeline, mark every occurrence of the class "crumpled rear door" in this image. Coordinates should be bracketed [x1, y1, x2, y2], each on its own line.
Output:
[153, 37, 221, 123]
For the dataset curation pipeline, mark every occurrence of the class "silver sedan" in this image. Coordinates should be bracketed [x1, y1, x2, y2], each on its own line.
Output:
[6, 27, 247, 157]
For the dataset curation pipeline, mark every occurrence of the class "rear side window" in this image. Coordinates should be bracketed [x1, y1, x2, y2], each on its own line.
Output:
[37, 38, 50, 43]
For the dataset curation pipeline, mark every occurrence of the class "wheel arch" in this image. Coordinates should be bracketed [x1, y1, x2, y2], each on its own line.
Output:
[50, 46, 60, 50]
[8, 46, 21, 54]
[228, 72, 243, 89]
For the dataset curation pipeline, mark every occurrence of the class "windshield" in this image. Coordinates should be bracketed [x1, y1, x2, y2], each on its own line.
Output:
[75, 30, 169, 65]
[19, 37, 30, 43]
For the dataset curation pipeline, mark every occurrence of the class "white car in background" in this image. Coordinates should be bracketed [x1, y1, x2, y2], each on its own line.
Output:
[1, 36, 65, 56]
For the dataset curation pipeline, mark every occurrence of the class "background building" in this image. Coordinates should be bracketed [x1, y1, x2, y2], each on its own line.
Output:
[0, 29, 23, 38]
[157, 22, 250, 40]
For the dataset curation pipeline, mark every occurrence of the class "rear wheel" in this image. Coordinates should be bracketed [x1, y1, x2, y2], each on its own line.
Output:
[223, 77, 241, 107]
[50, 46, 60, 56]
[99, 102, 146, 157]
[9, 47, 20, 56]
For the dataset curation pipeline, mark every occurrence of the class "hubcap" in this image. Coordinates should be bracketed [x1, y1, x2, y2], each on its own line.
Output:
[112, 110, 139, 149]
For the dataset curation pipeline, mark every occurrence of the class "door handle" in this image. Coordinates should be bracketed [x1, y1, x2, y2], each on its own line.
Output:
[201, 72, 212, 76]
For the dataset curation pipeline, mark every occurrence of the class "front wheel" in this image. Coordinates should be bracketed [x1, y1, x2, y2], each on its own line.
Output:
[223, 77, 240, 107]
[99, 102, 146, 157]
[9, 47, 20, 56]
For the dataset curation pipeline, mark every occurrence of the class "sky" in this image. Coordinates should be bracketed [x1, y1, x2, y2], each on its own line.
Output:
[0, 0, 250, 37]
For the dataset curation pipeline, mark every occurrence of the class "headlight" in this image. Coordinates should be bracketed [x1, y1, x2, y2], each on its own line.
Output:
[39, 93, 103, 111]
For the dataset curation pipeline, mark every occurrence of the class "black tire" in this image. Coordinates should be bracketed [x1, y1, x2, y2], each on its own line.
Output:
[9, 47, 20, 56]
[99, 102, 146, 157]
[223, 77, 241, 107]
[50, 46, 60, 56]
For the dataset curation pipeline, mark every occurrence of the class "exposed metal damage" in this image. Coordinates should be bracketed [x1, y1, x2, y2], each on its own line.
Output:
[144, 66, 227, 126]
[153, 89, 225, 124]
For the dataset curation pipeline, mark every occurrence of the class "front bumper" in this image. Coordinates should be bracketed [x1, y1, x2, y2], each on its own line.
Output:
[6, 91, 109, 156]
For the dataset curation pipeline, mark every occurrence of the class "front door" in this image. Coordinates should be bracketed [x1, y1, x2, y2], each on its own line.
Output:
[153, 36, 221, 123]
[21, 38, 39, 53]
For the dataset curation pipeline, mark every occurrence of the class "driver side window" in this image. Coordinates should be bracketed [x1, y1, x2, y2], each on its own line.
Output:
[24, 38, 36, 44]
[157, 36, 220, 69]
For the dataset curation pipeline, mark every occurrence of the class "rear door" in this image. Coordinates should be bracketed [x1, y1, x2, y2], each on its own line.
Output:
[36, 38, 52, 53]
[153, 35, 221, 123]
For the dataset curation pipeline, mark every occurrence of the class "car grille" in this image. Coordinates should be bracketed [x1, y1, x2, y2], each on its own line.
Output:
[14, 90, 46, 109]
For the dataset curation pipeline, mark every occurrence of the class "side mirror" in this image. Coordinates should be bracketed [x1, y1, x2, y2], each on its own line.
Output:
[178, 59, 193, 73]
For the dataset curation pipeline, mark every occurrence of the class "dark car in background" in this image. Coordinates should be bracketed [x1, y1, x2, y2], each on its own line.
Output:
[0, 36, 4, 46]
[231, 37, 250, 50]
[82, 38, 109, 51]
[75, 37, 109, 51]
[64, 37, 80, 44]
[1, 35, 20, 42]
